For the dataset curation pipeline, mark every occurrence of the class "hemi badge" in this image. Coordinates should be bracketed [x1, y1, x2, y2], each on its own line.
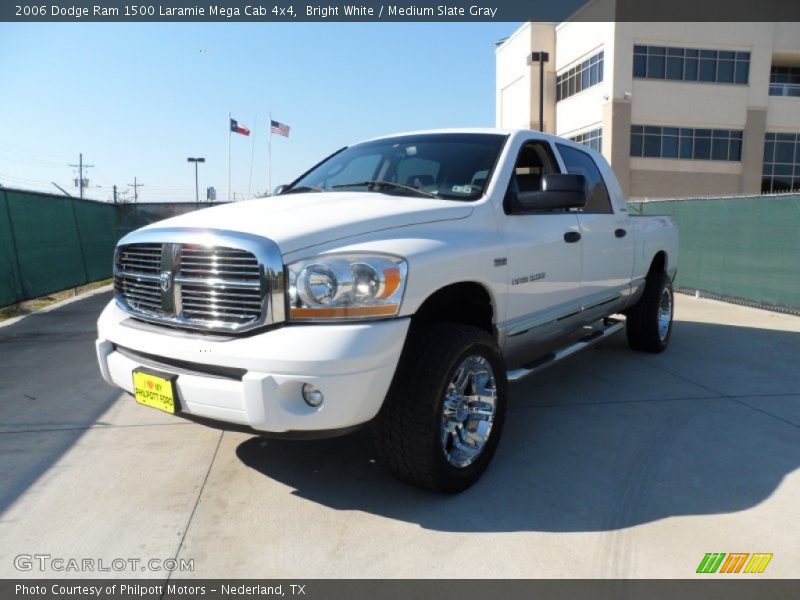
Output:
[494, 258, 508, 267]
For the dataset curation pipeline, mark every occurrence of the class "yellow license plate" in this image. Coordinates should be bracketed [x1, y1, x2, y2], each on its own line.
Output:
[132, 368, 178, 414]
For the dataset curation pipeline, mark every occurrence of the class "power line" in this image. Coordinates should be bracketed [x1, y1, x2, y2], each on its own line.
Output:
[0, 141, 72, 162]
[0, 150, 68, 168]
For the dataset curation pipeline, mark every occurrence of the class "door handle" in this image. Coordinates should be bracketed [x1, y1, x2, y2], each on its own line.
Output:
[563, 231, 582, 243]
[615, 228, 627, 238]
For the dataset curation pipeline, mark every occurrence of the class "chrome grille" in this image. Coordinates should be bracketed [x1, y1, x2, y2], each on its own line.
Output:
[178, 244, 262, 323]
[117, 243, 162, 275]
[113, 229, 284, 333]
[179, 245, 260, 281]
[114, 273, 162, 314]
[115, 244, 163, 314]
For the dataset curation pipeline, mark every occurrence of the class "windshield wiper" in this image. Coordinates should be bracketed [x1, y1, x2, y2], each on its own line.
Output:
[282, 185, 325, 194]
[331, 180, 437, 198]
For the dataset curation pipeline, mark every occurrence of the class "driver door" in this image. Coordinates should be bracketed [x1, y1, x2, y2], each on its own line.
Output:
[498, 140, 583, 354]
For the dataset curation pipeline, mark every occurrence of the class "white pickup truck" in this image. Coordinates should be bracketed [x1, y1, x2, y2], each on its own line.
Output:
[96, 129, 678, 492]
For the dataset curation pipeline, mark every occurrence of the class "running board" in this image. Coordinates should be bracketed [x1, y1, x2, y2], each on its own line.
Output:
[506, 318, 625, 382]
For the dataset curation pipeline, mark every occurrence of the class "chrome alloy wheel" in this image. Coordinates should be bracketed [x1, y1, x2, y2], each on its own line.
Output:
[440, 354, 498, 468]
[657, 287, 672, 342]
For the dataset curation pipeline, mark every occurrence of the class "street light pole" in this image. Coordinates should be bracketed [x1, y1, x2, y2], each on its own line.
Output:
[187, 157, 206, 204]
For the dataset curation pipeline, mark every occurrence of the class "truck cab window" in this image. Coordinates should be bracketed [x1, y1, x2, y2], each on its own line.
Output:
[555, 144, 613, 214]
[505, 141, 558, 212]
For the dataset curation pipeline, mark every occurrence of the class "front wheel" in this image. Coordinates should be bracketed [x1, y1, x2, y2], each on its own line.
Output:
[374, 323, 508, 493]
[626, 271, 674, 353]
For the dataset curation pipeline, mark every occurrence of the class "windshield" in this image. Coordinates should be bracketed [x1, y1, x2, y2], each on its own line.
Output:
[284, 133, 508, 201]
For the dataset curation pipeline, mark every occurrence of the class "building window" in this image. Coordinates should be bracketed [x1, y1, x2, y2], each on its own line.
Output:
[769, 66, 800, 97]
[762, 132, 800, 193]
[569, 128, 602, 153]
[630, 125, 743, 161]
[557, 50, 604, 102]
[633, 45, 749, 84]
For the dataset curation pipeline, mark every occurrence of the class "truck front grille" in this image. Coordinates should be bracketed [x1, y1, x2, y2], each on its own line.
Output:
[178, 244, 262, 323]
[114, 239, 273, 332]
[115, 244, 163, 314]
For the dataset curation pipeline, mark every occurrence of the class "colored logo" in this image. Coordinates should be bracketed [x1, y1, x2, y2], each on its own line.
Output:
[696, 553, 772, 574]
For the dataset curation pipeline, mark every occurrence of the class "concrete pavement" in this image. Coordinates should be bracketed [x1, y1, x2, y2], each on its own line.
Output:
[0, 292, 798, 578]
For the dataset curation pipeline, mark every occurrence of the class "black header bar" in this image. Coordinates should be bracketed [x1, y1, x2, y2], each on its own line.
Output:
[3, 0, 800, 22]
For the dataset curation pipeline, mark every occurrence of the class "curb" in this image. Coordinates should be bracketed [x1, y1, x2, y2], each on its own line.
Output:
[0, 284, 113, 329]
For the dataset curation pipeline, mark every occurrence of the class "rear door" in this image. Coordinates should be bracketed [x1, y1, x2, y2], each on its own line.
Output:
[555, 143, 634, 308]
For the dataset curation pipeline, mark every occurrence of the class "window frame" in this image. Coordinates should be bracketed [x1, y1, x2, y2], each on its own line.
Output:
[762, 132, 800, 193]
[569, 128, 603, 154]
[633, 44, 750, 85]
[503, 139, 561, 214]
[556, 50, 605, 103]
[630, 125, 743, 162]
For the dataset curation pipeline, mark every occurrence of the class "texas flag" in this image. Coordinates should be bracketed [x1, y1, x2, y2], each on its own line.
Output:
[230, 118, 250, 136]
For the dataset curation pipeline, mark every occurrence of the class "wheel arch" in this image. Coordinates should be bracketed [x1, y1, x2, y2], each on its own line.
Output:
[411, 281, 496, 336]
[648, 250, 668, 275]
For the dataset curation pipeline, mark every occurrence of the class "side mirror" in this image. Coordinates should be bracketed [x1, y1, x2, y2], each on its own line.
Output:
[273, 185, 289, 196]
[513, 174, 587, 212]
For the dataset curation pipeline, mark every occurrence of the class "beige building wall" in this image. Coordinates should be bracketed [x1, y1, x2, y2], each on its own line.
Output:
[605, 100, 631, 195]
[554, 20, 614, 162]
[495, 23, 556, 132]
[630, 170, 742, 198]
[496, 14, 800, 199]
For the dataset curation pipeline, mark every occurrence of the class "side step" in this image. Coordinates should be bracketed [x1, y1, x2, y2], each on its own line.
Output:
[506, 318, 625, 382]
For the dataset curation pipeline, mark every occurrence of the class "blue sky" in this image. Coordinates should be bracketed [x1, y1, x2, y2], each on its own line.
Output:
[0, 22, 519, 202]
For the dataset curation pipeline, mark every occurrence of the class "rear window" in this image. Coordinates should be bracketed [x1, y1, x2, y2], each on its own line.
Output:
[556, 144, 613, 213]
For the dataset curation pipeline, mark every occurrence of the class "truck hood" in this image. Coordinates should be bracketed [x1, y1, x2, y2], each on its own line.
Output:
[140, 192, 473, 254]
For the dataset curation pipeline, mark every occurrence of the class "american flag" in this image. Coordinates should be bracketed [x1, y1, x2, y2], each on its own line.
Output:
[270, 119, 290, 137]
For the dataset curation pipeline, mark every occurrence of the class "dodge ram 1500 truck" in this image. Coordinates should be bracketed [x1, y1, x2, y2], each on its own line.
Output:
[96, 129, 678, 492]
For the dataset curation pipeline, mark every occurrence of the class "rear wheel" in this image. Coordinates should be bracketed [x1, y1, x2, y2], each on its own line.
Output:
[374, 323, 507, 493]
[626, 271, 673, 353]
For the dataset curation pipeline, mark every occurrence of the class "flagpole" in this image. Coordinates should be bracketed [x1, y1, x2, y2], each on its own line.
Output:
[248, 114, 257, 199]
[227, 112, 232, 203]
[268, 112, 272, 195]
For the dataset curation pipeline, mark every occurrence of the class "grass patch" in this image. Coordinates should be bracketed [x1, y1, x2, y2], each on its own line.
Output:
[0, 278, 113, 322]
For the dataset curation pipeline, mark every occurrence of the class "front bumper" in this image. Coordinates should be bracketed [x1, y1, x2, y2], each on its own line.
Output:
[96, 301, 409, 433]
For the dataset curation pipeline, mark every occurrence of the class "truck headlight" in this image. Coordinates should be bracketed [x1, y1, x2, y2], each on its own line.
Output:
[287, 253, 407, 320]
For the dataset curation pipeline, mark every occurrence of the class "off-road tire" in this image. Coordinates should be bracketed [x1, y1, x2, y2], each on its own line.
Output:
[374, 323, 508, 493]
[626, 271, 673, 353]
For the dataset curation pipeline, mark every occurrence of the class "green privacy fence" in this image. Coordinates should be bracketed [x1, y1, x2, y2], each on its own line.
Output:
[3, 188, 800, 312]
[632, 194, 800, 312]
[0, 187, 226, 307]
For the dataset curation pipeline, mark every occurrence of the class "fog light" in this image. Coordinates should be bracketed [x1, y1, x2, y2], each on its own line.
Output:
[302, 383, 324, 407]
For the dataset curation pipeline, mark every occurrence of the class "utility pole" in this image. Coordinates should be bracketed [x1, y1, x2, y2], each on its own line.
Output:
[113, 185, 117, 204]
[69, 153, 94, 199]
[128, 177, 143, 203]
